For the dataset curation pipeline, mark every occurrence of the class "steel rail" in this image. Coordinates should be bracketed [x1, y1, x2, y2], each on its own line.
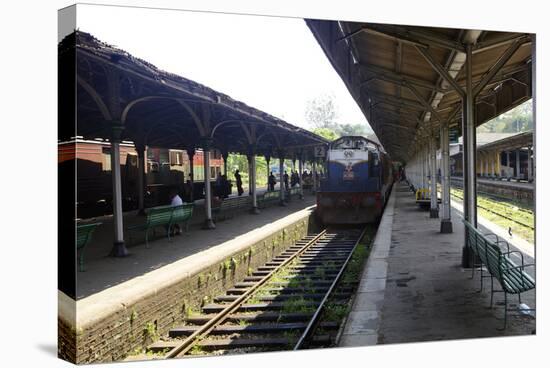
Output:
[294, 226, 368, 350]
[451, 192, 533, 230]
[165, 229, 328, 359]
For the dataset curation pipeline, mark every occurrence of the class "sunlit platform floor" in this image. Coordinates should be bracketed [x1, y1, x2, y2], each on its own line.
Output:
[340, 183, 535, 347]
[76, 190, 315, 299]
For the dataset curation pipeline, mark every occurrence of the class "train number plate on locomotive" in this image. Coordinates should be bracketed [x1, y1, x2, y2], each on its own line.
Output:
[343, 165, 355, 180]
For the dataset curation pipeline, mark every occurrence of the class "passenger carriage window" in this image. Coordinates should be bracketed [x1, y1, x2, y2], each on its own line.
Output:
[102, 147, 111, 171]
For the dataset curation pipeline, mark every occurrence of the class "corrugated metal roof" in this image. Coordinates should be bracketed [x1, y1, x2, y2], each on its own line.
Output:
[306, 20, 533, 162]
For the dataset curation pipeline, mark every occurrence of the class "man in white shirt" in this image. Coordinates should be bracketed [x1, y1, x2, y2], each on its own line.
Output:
[169, 188, 184, 235]
[171, 191, 183, 206]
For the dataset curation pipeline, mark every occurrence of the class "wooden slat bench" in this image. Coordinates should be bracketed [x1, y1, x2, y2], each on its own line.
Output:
[170, 203, 194, 232]
[212, 196, 252, 221]
[76, 222, 101, 272]
[463, 219, 535, 329]
[128, 204, 194, 247]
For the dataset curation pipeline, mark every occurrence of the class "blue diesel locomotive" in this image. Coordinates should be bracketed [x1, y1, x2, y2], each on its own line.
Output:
[317, 136, 393, 224]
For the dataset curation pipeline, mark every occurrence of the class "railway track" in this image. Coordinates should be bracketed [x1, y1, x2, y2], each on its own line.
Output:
[450, 191, 534, 230]
[142, 227, 369, 358]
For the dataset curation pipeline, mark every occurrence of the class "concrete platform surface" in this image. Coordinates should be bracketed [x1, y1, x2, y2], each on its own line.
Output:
[76, 192, 315, 299]
[339, 183, 535, 347]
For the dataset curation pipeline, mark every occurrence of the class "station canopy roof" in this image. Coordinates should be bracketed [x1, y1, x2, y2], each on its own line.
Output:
[477, 131, 533, 152]
[59, 31, 328, 159]
[306, 20, 533, 162]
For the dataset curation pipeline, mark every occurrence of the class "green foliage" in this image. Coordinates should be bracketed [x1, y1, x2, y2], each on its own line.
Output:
[237, 319, 250, 326]
[313, 127, 339, 141]
[226, 154, 269, 189]
[281, 297, 315, 314]
[143, 322, 158, 342]
[305, 93, 374, 141]
[477, 99, 533, 133]
[188, 344, 206, 355]
[336, 122, 373, 137]
[323, 303, 350, 322]
[129, 310, 138, 325]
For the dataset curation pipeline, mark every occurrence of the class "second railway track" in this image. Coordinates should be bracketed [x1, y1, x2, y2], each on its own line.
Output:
[140, 227, 370, 359]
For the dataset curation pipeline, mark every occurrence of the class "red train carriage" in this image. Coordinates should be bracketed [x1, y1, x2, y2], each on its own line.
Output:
[59, 139, 224, 218]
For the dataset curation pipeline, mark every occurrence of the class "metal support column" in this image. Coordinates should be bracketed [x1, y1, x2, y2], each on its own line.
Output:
[298, 152, 304, 199]
[249, 146, 260, 214]
[491, 152, 496, 177]
[515, 149, 521, 179]
[222, 150, 229, 177]
[527, 146, 533, 182]
[532, 34, 537, 188]
[109, 123, 128, 257]
[265, 155, 271, 191]
[506, 151, 511, 178]
[137, 144, 146, 215]
[462, 43, 477, 268]
[429, 136, 439, 218]
[248, 153, 253, 196]
[202, 139, 215, 229]
[496, 151, 501, 177]
[278, 151, 286, 206]
[312, 160, 318, 193]
[440, 122, 452, 233]
[187, 148, 195, 201]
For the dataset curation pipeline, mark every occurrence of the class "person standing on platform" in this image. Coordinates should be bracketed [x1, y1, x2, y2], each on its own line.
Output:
[268, 171, 276, 191]
[235, 169, 244, 196]
[221, 174, 230, 198]
[283, 171, 289, 191]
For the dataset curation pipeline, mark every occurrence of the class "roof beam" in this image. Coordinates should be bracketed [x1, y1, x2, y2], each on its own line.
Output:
[404, 82, 443, 122]
[372, 107, 420, 125]
[473, 37, 527, 96]
[377, 121, 417, 132]
[356, 24, 465, 52]
[360, 62, 449, 93]
[361, 73, 448, 94]
[473, 33, 530, 54]
[414, 46, 466, 98]
[370, 92, 427, 111]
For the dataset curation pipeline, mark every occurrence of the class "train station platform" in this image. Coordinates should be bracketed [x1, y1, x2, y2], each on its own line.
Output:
[339, 182, 535, 347]
[76, 190, 315, 299]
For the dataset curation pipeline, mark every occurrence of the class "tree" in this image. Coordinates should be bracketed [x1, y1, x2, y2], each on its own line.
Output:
[477, 99, 533, 133]
[335, 122, 373, 137]
[312, 127, 339, 141]
[305, 94, 338, 130]
[305, 93, 374, 140]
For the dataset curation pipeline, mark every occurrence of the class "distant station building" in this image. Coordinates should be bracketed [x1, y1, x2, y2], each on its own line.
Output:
[449, 131, 533, 180]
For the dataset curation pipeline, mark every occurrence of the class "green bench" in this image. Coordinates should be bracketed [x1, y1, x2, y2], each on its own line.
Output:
[128, 204, 194, 247]
[286, 187, 301, 201]
[76, 222, 101, 272]
[258, 191, 280, 208]
[212, 196, 252, 221]
[463, 220, 535, 329]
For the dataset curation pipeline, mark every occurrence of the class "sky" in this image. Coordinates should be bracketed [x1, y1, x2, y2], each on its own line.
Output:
[74, 4, 370, 131]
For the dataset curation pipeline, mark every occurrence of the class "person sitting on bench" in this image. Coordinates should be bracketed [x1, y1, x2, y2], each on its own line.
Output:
[169, 188, 184, 235]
